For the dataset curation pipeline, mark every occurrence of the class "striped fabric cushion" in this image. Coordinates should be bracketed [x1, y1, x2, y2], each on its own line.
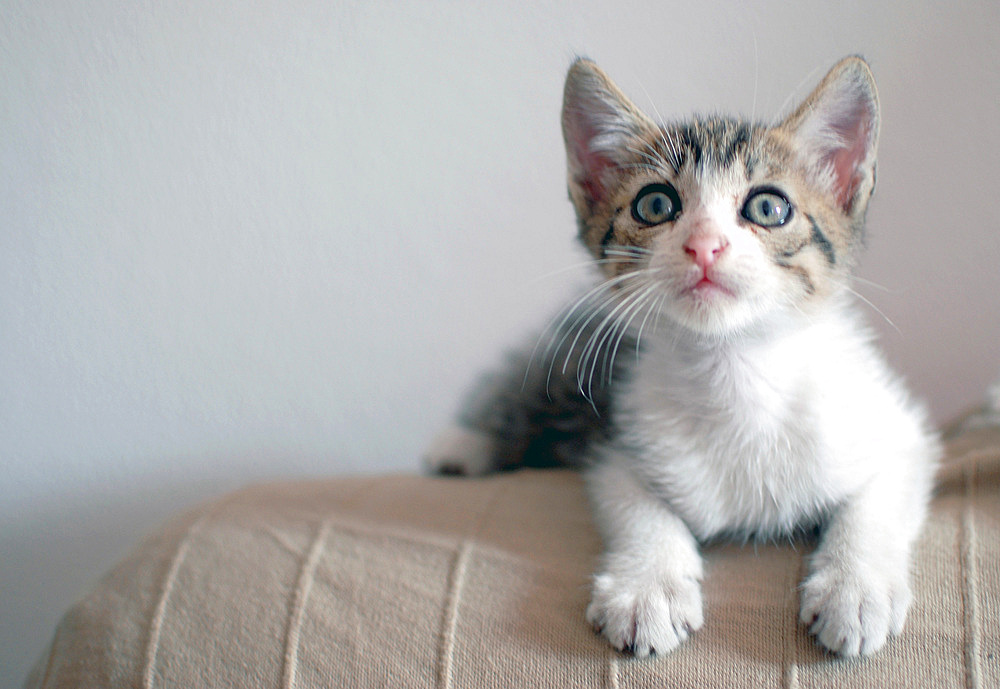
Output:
[24, 427, 999, 688]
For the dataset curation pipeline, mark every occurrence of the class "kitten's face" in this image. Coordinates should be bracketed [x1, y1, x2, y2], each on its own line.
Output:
[562, 58, 879, 337]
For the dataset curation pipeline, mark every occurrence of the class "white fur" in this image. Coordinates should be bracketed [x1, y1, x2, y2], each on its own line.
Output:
[585, 292, 938, 657]
[430, 56, 937, 659]
[424, 425, 497, 476]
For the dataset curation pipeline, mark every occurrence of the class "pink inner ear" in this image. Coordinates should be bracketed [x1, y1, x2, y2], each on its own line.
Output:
[567, 122, 615, 205]
[826, 104, 873, 211]
[577, 152, 614, 205]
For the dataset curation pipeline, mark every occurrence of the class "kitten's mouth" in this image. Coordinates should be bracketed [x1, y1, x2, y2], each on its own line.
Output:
[688, 274, 734, 298]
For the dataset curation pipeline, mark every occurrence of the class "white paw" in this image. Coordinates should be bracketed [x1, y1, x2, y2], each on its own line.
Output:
[423, 426, 497, 476]
[586, 568, 704, 657]
[799, 561, 912, 657]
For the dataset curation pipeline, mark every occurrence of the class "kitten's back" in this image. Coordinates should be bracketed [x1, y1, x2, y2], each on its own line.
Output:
[425, 300, 637, 475]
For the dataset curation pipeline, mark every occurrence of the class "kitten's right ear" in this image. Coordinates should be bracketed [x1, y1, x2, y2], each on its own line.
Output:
[780, 56, 880, 219]
[562, 59, 657, 214]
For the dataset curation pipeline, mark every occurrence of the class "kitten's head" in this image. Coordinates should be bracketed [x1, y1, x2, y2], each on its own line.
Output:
[561, 56, 879, 337]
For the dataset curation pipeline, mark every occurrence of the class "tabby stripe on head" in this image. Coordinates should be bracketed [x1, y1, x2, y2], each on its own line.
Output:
[807, 214, 837, 265]
[720, 124, 751, 168]
[679, 126, 703, 168]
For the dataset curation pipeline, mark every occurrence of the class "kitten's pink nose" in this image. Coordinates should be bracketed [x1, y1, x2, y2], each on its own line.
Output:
[684, 232, 729, 270]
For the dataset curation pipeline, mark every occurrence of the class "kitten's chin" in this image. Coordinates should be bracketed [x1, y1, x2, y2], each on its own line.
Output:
[665, 287, 774, 339]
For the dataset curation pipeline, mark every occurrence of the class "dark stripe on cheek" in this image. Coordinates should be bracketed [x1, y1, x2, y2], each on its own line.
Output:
[600, 219, 616, 255]
[776, 261, 816, 295]
[807, 214, 836, 265]
[781, 239, 808, 259]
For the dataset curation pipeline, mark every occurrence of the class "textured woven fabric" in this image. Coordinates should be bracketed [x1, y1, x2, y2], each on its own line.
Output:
[24, 427, 999, 688]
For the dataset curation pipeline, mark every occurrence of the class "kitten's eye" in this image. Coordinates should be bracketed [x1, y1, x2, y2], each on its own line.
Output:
[631, 183, 682, 225]
[742, 189, 792, 227]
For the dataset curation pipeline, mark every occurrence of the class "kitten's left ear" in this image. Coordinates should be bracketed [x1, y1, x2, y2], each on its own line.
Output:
[781, 56, 880, 218]
[562, 59, 658, 216]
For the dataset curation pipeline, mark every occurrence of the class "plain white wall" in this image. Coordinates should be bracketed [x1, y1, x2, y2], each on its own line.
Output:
[3, 0, 998, 684]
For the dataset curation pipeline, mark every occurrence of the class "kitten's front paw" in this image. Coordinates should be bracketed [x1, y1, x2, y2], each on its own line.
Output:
[586, 569, 704, 657]
[800, 561, 912, 657]
[423, 426, 497, 476]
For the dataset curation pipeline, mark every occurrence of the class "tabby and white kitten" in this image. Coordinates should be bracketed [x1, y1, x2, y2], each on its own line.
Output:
[426, 56, 939, 658]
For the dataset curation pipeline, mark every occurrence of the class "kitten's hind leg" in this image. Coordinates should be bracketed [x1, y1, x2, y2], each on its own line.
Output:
[423, 425, 499, 476]
[585, 452, 704, 657]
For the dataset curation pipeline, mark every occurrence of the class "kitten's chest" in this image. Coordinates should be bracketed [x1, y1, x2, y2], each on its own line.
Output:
[623, 330, 810, 437]
[614, 330, 855, 538]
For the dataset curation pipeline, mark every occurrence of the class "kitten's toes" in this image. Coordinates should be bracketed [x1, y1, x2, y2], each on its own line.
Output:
[423, 426, 497, 476]
[800, 562, 911, 657]
[586, 569, 703, 658]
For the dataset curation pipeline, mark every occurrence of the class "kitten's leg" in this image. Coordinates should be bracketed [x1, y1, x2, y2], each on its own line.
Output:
[585, 453, 704, 657]
[423, 425, 498, 476]
[799, 465, 931, 657]
[422, 355, 524, 476]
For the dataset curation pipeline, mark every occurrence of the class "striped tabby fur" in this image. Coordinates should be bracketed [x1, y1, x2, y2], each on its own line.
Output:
[426, 57, 939, 660]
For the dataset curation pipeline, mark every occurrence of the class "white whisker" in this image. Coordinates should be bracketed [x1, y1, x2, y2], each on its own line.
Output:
[567, 273, 653, 379]
[851, 275, 894, 293]
[602, 281, 662, 387]
[578, 279, 654, 397]
[843, 284, 902, 335]
[624, 145, 671, 174]
[604, 246, 652, 261]
[523, 271, 635, 393]
[750, 28, 759, 123]
[634, 291, 666, 355]
[773, 64, 824, 126]
[530, 271, 649, 395]
[527, 256, 641, 284]
[634, 79, 681, 170]
[625, 144, 663, 165]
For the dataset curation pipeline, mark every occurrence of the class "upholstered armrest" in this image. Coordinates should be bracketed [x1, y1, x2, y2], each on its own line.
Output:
[25, 427, 999, 688]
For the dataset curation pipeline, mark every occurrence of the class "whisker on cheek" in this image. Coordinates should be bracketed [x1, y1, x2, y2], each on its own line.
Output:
[602, 282, 662, 388]
[524, 269, 651, 397]
[578, 280, 658, 401]
[560, 274, 651, 379]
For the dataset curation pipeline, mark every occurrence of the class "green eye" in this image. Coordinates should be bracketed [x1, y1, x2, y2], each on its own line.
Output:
[632, 183, 682, 225]
[742, 189, 792, 227]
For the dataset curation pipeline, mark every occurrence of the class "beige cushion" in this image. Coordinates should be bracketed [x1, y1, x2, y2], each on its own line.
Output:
[25, 427, 999, 688]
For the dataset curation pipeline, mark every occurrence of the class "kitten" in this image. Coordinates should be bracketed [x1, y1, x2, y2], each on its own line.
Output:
[425, 56, 939, 658]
